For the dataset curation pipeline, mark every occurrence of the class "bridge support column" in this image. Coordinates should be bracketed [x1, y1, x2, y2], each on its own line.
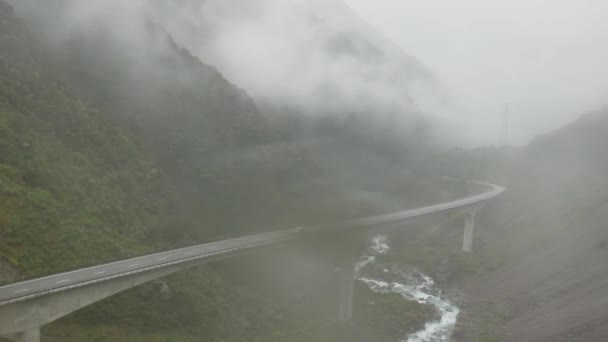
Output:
[462, 209, 478, 252]
[10, 328, 40, 342]
[337, 258, 355, 322]
[337, 237, 357, 322]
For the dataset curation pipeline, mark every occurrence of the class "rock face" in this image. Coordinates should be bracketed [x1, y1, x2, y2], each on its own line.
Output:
[467, 107, 608, 341]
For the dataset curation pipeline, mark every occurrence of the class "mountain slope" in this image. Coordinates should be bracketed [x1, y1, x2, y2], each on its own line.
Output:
[0, 1, 449, 341]
[0, 0, 477, 340]
[0, 0, 166, 277]
[9, 0, 454, 235]
[463, 107, 608, 341]
[151, 0, 438, 107]
[9, 0, 353, 241]
[145, 0, 455, 140]
[0, 3, 318, 340]
[0, 3, 347, 340]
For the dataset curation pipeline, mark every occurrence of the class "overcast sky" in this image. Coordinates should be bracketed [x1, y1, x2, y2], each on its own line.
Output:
[345, 0, 608, 145]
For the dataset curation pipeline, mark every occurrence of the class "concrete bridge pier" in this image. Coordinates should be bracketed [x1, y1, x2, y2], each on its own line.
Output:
[462, 207, 481, 252]
[336, 235, 358, 322]
[337, 254, 355, 322]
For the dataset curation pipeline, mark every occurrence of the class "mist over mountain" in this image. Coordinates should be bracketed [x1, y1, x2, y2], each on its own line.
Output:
[0, 0, 463, 340]
[7, 0, 334, 240]
[148, 0, 442, 116]
[8, 0, 455, 218]
[4, 0, 608, 341]
[139, 0, 458, 195]
[12, 0, 445, 122]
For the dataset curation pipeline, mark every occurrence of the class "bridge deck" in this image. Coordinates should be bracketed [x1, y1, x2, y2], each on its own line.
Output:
[0, 181, 504, 307]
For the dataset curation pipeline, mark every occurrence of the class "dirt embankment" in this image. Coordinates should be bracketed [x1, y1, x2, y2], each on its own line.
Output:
[460, 108, 608, 341]
[466, 216, 608, 341]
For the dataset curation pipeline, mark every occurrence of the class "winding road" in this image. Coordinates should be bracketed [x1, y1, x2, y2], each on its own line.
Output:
[0, 181, 505, 342]
[0, 181, 504, 307]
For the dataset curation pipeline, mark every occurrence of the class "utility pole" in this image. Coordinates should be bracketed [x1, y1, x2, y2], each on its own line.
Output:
[502, 103, 510, 147]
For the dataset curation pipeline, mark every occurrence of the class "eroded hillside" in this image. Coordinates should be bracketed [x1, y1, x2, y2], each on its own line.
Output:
[460, 107, 608, 341]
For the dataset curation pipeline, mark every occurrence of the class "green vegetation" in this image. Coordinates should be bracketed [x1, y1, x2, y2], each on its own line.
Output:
[0, 2, 329, 339]
[0, 2, 165, 276]
[0, 1, 468, 340]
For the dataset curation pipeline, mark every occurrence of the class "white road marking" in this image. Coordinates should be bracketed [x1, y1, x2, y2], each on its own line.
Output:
[15, 288, 29, 293]
[184, 251, 193, 255]
[56, 279, 69, 284]
[94, 271, 106, 275]
[128, 264, 139, 268]
[156, 257, 167, 261]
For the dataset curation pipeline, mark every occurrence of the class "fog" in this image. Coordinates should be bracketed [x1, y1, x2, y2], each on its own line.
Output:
[19, 0, 471, 143]
[149, 0, 519, 147]
[11, 0, 608, 146]
[102, 0, 608, 146]
[346, 0, 608, 145]
[3, 0, 608, 340]
[147, 0, 451, 134]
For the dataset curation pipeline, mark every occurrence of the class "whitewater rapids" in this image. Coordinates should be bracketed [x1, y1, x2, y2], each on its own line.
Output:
[355, 235, 460, 342]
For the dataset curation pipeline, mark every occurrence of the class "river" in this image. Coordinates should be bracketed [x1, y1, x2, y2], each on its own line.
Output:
[355, 235, 460, 342]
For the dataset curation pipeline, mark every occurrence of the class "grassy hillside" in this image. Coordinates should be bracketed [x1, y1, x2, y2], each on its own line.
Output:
[0, 1, 449, 340]
[0, 2, 312, 340]
[0, 0, 167, 277]
[11, 0, 413, 241]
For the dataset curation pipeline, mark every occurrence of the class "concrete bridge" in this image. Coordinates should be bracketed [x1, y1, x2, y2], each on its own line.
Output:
[0, 181, 504, 342]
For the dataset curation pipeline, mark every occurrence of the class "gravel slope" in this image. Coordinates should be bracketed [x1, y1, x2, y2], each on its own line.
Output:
[465, 107, 608, 341]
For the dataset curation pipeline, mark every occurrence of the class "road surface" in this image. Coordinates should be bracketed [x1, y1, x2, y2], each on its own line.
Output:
[0, 181, 505, 307]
